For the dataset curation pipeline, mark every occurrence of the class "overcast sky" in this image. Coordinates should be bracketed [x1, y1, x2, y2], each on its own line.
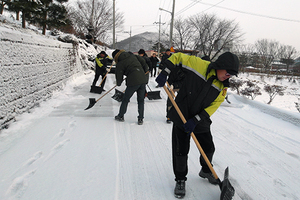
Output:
[70, 0, 300, 51]
[112, 0, 300, 51]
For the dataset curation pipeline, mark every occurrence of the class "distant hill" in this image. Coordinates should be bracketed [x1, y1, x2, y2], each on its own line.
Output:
[114, 32, 169, 53]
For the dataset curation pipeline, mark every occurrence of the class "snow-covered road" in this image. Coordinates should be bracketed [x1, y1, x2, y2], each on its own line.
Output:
[1, 72, 299, 200]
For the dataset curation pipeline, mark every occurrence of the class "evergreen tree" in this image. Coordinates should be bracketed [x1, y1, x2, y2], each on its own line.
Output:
[5, 0, 39, 28]
[31, 0, 69, 35]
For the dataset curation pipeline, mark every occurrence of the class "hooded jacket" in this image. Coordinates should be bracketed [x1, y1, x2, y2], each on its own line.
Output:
[113, 50, 148, 87]
[162, 52, 239, 129]
[94, 53, 112, 75]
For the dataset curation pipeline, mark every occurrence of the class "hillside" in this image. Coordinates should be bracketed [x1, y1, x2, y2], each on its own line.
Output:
[115, 31, 169, 52]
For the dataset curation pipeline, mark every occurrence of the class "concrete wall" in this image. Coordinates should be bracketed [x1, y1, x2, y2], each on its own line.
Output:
[0, 25, 84, 129]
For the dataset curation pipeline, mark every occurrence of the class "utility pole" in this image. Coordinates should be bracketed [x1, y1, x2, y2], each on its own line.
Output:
[113, 0, 116, 48]
[154, 15, 165, 55]
[159, 0, 175, 47]
[170, 0, 175, 47]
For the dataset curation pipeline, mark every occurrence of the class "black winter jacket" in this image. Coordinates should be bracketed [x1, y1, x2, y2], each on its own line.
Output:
[163, 53, 228, 131]
[114, 51, 148, 86]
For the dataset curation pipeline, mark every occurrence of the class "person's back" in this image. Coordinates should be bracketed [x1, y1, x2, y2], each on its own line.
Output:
[150, 53, 159, 77]
[138, 49, 151, 70]
[114, 50, 147, 87]
[159, 49, 171, 70]
[112, 49, 148, 125]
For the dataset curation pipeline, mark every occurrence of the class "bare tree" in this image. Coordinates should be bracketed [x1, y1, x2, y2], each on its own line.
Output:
[188, 13, 243, 60]
[232, 44, 255, 72]
[173, 18, 193, 51]
[278, 45, 297, 72]
[68, 0, 124, 43]
[255, 39, 279, 74]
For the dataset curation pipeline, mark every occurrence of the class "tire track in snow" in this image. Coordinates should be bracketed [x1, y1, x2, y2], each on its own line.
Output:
[213, 104, 300, 199]
[113, 121, 120, 200]
[113, 121, 135, 199]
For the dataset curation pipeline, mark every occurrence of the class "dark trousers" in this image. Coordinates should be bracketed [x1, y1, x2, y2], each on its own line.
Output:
[152, 67, 157, 77]
[118, 84, 146, 119]
[172, 124, 215, 181]
[166, 97, 172, 118]
[92, 72, 106, 88]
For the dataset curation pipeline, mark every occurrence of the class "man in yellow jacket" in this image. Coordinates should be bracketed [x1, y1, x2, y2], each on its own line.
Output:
[155, 52, 239, 198]
[91, 51, 112, 91]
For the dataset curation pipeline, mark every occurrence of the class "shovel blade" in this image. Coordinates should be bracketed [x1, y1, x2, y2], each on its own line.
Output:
[220, 167, 235, 200]
[146, 91, 162, 100]
[90, 86, 103, 94]
[111, 89, 124, 102]
[84, 98, 97, 110]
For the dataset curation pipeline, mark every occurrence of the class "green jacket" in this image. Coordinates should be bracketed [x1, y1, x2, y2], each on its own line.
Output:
[163, 53, 227, 128]
[114, 51, 148, 86]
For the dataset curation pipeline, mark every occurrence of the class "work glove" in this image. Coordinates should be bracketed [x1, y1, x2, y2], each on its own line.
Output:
[182, 118, 197, 134]
[155, 73, 167, 87]
[106, 68, 110, 72]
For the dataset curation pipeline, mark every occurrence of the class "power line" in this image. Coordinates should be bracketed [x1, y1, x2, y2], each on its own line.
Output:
[197, 1, 300, 23]
[176, 1, 198, 15]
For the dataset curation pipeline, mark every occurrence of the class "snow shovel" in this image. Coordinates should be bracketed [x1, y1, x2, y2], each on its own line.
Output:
[146, 84, 162, 100]
[111, 72, 150, 102]
[163, 85, 235, 200]
[90, 64, 113, 94]
[111, 89, 125, 102]
[84, 84, 118, 110]
[166, 81, 176, 98]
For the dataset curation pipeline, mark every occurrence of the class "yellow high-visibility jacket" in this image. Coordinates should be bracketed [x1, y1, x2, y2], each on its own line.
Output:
[163, 53, 227, 127]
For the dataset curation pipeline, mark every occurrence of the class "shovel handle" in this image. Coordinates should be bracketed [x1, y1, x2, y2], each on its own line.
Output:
[98, 64, 113, 87]
[96, 84, 118, 102]
[163, 85, 219, 180]
[96, 78, 126, 102]
[146, 84, 152, 92]
[166, 81, 176, 98]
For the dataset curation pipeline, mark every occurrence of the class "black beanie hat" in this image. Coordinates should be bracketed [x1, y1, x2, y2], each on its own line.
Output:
[138, 49, 146, 55]
[97, 51, 107, 58]
[112, 49, 120, 59]
[210, 52, 239, 76]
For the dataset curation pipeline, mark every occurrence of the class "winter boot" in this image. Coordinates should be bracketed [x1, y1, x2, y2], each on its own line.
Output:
[115, 115, 124, 122]
[166, 118, 171, 124]
[174, 180, 185, 199]
[138, 118, 143, 125]
[199, 169, 218, 185]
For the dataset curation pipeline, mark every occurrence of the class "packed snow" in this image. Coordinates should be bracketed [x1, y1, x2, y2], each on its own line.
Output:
[0, 71, 300, 200]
